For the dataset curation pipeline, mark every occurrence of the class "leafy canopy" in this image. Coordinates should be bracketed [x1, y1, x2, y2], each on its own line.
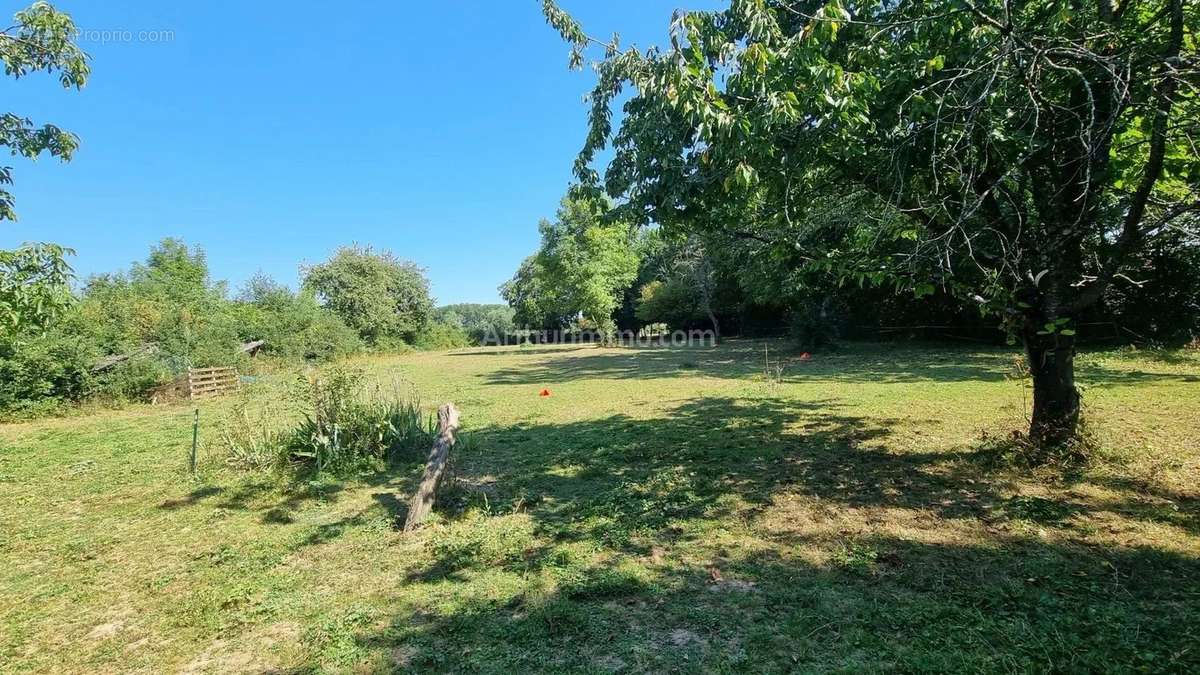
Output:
[542, 0, 1198, 319]
[1, 1, 89, 222]
[502, 188, 640, 334]
[0, 2, 89, 332]
[0, 243, 73, 332]
[302, 245, 433, 345]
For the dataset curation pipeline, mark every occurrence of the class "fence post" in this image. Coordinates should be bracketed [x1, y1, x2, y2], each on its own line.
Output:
[190, 408, 199, 476]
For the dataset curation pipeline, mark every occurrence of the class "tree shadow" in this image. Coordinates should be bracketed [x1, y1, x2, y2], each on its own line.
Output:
[156, 467, 420, 529]
[250, 391, 1200, 670]
[158, 485, 223, 509]
[468, 340, 1200, 390]
[354, 533, 1200, 672]
[452, 397, 1002, 547]
[1075, 364, 1200, 388]
[449, 346, 595, 357]
[477, 340, 1018, 386]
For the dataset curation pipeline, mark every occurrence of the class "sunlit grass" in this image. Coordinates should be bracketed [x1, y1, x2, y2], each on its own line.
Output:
[2, 340, 1197, 671]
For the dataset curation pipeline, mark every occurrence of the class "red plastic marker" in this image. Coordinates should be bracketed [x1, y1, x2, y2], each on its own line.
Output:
[799, 352, 813, 361]
[539, 388, 551, 397]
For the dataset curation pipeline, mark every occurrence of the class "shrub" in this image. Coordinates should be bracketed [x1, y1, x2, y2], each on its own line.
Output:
[414, 321, 471, 351]
[0, 330, 97, 417]
[434, 304, 515, 345]
[217, 387, 290, 471]
[368, 335, 415, 354]
[234, 281, 363, 362]
[281, 368, 432, 473]
[94, 356, 173, 403]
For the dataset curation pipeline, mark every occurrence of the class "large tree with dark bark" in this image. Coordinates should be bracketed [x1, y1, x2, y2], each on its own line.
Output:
[543, 0, 1198, 450]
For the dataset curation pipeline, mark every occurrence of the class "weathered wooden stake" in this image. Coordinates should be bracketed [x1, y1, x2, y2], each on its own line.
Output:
[190, 408, 200, 476]
[403, 403, 461, 532]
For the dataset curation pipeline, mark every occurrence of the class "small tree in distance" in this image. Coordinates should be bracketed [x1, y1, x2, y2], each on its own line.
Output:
[302, 245, 433, 347]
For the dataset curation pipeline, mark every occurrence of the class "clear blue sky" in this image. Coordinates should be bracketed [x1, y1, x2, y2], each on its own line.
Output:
[0, 1, 716, 304]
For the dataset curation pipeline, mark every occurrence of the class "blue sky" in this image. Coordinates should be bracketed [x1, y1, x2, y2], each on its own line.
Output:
[0, 1, 716, 304]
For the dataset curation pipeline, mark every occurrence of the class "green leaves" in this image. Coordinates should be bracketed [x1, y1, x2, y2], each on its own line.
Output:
[1, 2, 90, 222]
[1036, 317, 1075, 337]
[729, 162, 757, 191]
[543, 0, 1199, 354]
[302, 246, 434, 345]
[2, 1, 90, 87]
[0, 242, 75, 333]
[502, 189, 639, 333]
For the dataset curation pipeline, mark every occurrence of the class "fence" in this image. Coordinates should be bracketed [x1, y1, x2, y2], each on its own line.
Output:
[186, 367, 239, 400]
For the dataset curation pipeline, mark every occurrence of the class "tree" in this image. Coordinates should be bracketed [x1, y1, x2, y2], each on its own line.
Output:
[434, 303, 516, 344]
[499, 255, 576, 330]
[234, 273, 363, 361]
[0, 2, 88, 331]
[502, 188, 640, 339]
[543, 0, 1199, 450]
[539, 190, 640, 338]
[74, 238, 240, 368]
[302, 246, 433, 345]
[632, 235, 722, 338]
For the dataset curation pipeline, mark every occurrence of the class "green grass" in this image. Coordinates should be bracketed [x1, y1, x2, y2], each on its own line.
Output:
[2, 340, 1198, 673]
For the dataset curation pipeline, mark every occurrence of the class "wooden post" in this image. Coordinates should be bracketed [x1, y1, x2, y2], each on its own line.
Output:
[403, 403, 461, 532]
[190, 409, 199, 476]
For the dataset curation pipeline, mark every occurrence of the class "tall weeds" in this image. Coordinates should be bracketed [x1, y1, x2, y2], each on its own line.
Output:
[283, 368, 433, 474]
[218, 367, 434, 475]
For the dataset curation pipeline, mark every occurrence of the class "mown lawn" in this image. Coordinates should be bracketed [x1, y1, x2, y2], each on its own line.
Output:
[2, 340, 1198, 673]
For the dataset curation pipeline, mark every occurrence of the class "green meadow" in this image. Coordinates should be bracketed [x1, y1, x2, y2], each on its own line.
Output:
[2, 341, 1198, 672]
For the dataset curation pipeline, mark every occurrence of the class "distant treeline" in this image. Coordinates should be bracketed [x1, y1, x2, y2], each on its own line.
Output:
[501, 191, 1200, 349]
[0, 239, 507, 418]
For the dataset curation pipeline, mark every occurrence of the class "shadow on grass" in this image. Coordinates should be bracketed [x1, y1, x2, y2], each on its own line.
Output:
[331, 393, 1200, 671]
[156, 465, 422, 532]
[357, 533, 1200, 672]
[453, 396, 1007, 544]
[471, 339, 1200, 391]
[476, 340, 1020, 386]
[1076, 365, 1200, 388]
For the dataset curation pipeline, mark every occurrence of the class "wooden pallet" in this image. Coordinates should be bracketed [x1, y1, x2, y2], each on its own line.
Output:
[187, 366, 239, 400]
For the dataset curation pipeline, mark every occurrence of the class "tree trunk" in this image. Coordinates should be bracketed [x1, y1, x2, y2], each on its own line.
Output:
[1023, 328, 1080, 449]
[403, 403, 461, 532]
[705, 307, 720, 344]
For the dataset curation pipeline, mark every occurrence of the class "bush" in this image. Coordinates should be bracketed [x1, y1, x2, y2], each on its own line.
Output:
[218, 386, 290, 471]
[281, 368, 433, 474]
[234, 282, 364, 362]
[94, 356, 174, 403]
[414, 321, 471, 351]
[286, 313, 362, 361]
[434, 304, 515, 345]
[368, 335, 415, 354]
[0, 330, 97, 417]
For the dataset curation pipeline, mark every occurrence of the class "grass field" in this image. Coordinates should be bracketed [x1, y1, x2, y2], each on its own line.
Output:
[2, 340, 1199, 673]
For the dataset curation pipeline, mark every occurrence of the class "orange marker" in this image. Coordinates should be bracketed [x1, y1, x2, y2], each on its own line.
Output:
[539, 388, 551, 397]
[799, 352, 812, 361]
